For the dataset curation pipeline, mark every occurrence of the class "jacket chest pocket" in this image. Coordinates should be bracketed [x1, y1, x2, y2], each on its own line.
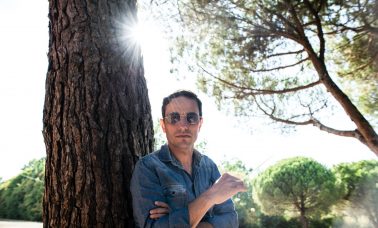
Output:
[163, 184, 188, 209]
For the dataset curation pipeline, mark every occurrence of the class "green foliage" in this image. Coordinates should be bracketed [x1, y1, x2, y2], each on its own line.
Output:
[332, 160, 378, 227]
[259, 215, 301, 228]
[329, 0, 378, 118]
[258, 214, 338, 228]
[219, 158, 346, 227]
[253, 157, 344, 226]
[0, 158, 45, 221]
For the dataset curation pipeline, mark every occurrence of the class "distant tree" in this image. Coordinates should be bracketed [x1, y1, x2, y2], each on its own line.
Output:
[332, 160, 378, 228]
[259, 215, 301, 228]
[152, 0, 378, 155]
[43, 0, 154, 226]
[0, 158, 45, 221]
[220, 159, 260, 227]
[253, 157, 343, 228]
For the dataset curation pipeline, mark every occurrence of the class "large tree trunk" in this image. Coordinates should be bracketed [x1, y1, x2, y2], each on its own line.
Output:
[42, 0, 154, 227]
[309, 53, 378, 156]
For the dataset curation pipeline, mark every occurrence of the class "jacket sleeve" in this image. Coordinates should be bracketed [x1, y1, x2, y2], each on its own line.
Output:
[203, 161, 239, 228]
[205, 198, 239, 228]
[130, 159, 190, 228]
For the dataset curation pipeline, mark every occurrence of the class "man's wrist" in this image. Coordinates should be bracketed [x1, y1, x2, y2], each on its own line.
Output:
[201, 187, 217, 207]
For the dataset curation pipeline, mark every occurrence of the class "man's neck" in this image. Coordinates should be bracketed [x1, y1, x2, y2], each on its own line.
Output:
[169, 146, 193, 174]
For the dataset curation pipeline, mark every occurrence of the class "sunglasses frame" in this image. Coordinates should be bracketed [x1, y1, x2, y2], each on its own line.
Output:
[164, 112, 201, 125]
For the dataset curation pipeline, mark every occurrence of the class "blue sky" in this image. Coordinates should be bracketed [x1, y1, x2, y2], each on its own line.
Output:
[0, 0, 376, 181]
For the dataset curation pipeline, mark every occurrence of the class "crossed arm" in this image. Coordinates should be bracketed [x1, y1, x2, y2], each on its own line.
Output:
[148, 173, 246, 228]
[151, 201, 213, 228]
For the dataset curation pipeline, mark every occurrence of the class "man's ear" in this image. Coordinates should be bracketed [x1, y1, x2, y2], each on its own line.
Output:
[198, 117, 203, 131]
[160, 119, 166, 133]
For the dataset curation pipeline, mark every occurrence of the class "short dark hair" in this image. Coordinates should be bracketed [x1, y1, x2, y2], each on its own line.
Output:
[162, 90, 203, 117]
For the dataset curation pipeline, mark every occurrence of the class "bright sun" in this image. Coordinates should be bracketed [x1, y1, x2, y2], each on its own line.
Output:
[119, 12, 166, 61]
[130, 20, 150, 49]
[119, 11, 170, 74]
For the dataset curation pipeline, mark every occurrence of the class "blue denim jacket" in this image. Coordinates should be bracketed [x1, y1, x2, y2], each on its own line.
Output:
[130, 144, 238, 228]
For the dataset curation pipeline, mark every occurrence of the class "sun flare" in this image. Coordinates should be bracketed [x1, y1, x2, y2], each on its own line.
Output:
[118, 11, 169, 73]
[119, 12, 166, 59]
[129, 21, 148, 48]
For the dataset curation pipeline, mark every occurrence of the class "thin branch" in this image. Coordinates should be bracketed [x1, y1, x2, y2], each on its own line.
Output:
[303, 0, 326, 61]
[255, 100, 367, 145]
[311, 118, 367, 144]
[285, 0, 306, 38]
[198, 64, 322, 95]
[266, 49, 305, 58]
[258, 2, 300, 35]
[248, 57, 309, 73]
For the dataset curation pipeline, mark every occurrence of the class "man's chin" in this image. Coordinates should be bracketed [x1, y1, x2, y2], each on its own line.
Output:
[173, 141, 193, 149]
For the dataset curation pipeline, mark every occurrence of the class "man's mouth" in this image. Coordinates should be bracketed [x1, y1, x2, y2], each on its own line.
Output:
[176, 134, 191, 138]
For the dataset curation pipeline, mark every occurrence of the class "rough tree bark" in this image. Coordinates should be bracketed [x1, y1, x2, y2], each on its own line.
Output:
[42, 0, 154, 227]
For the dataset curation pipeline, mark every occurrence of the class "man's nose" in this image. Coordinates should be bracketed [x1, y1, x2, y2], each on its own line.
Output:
[177, 118, 190, 127]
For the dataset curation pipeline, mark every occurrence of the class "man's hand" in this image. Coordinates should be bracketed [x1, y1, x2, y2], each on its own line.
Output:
[149, 173, 245, 227]
[188, 173, 246, 228]
[149, 201, 170, 219]
[207, 173, 247, 205]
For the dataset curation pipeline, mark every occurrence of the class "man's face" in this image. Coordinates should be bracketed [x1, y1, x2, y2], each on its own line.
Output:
[160, 96, 202, 152]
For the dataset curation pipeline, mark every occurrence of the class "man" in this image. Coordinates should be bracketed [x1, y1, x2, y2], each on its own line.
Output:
[131, 90, 246, 228]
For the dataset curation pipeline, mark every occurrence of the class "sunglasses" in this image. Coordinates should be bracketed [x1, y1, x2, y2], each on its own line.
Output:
[164, 112, 201, 125]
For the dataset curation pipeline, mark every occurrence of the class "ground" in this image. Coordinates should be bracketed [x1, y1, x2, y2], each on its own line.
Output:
[0, 220, 42, 228]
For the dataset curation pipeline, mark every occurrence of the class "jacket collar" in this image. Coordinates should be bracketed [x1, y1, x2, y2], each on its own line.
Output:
[158, 144, 203, 169]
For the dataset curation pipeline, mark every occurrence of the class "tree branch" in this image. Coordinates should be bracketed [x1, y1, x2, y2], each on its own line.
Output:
[311, 119, 367, 145]
[303, 0, 326, 61]
[198, 64, 321, 95]
[248, 57, 309, 73]
[255, 99, 368, 145]
[266, 49, 305, 58]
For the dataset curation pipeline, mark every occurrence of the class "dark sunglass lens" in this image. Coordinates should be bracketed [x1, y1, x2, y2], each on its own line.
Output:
[168, 112, 181, 124]
[186, 113, 199, 124]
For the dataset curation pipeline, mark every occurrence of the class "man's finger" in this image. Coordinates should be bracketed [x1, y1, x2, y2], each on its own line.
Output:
[154, 201, 169, 208]
[150, 207, 169, 214]
[150, 213, 167, 219]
